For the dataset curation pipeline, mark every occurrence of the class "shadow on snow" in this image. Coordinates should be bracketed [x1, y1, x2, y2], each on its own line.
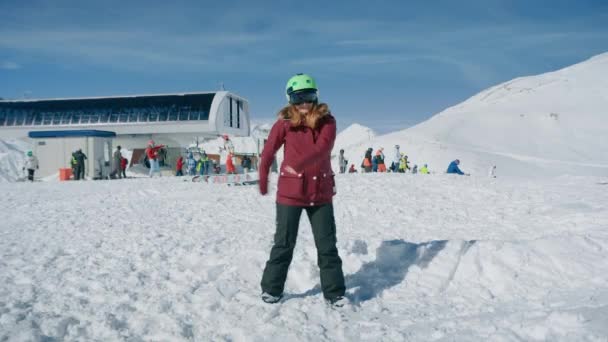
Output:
[285, 239, 476, 305]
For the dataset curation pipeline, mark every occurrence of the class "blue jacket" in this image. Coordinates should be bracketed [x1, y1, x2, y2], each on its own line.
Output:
[446, 161, 464, 175]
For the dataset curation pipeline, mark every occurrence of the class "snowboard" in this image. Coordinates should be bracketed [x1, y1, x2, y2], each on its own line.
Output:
[192, 173, 259, 185]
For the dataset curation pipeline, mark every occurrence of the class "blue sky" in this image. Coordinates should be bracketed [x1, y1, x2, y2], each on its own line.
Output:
[1, 0, 607, 133]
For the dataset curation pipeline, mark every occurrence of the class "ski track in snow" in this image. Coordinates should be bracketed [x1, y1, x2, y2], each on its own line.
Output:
[1, 174, 608, 341]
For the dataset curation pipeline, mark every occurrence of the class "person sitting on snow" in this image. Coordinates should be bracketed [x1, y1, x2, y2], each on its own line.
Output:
[446, 159, 469, 176]
[348, 164, 358, 173]
[420, 164, 430, 174]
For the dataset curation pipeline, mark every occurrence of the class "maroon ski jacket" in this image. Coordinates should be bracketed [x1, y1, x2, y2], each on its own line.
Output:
[259, 114, 336, 206]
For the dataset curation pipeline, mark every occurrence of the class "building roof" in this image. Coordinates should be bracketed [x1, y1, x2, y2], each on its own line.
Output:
[28, 130, 116, 138]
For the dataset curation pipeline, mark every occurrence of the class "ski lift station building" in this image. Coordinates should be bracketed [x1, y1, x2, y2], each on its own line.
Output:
[0, 91, 251, 148]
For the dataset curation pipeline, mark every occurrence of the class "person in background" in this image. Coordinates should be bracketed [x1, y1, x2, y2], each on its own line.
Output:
[187, 152, 197, 176]
[74, 149, 88, 180]
[121, 156, 128, 178]
[200, 150, 210, 175]
[420, 164, 430, 174]
[241, 155, 252, 173]
[158, 147, 167, 167]
[447, 159, 469, 175]
[489, 165, 497, 178]
[146, 140, 165, 177]
[258, 73, 346, 307]
[362, 148, 373, 173]
[412, 164, 418, 174]
[175, 155, 184, 176]
[226, 152, 236, 174]
[109, 145, 122, 179]
[348, 164, 358, 173]
[398, 153, 409, 173]
[392, 145, 401, 172]
[338, 149, 347, 174]
[70, 151, 78, 178]
[23, 150, 39, 182]
[375, 148, 386, 172]
[372, 150, 378, 172]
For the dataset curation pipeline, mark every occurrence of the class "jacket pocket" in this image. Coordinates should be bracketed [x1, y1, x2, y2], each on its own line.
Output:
[277, 172, 305, 199]
[318, 172, 336, 197]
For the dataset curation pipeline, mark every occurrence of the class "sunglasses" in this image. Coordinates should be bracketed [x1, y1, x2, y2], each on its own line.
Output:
[289, 91, 318, 105]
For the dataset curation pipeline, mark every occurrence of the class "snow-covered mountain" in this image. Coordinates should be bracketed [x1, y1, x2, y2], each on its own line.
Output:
[337, 52, 608, 177]
[334, 123, 376, 153]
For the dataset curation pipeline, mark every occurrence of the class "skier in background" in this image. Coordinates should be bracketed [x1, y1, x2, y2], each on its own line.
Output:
[375, 148, 386, 172]
[392, 144, 401, 172]
[175, 155, 184, 176]
[420, 164, 430, 174]
[109, 145, 122, 179]
[187, 152, 197, 176]
[241, 155, 252, 173]
[258, 73, 346, 307]
[221, 135, 236, 174]
[121, 156, 128, 178]
[338, 149, 347, 174]
[23, 150, 39, 182]
[489, 165, 497, 178]
[74, 149, 87, 180]
[146, 140, 165, 177]
[447, 159, 469, 176]
[362, 148, 372, 173]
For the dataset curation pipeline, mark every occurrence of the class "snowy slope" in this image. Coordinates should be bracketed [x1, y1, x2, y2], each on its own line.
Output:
[334, 53, 608, 178]
[1, 174, 607, 341]
[405, 52, 608, 176]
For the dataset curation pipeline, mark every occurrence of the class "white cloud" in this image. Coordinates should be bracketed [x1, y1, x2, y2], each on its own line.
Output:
[0, 61, 20, 70]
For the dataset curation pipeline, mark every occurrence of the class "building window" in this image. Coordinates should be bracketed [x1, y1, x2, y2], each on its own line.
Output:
[33, 112, 43, 125]
[237, 100, 241, 129]
[24, 111, 35, 125]
[229, 97, 233, 127]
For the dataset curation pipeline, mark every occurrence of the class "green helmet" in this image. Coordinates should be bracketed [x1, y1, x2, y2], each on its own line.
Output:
[26, 150, 33, 157]
[285, 73, 318, 103]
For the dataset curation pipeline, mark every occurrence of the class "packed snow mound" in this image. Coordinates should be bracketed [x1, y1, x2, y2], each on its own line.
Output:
[0, 139, 30, 182]
[408, 52, 608, 167]
[334, 123, 376, 154]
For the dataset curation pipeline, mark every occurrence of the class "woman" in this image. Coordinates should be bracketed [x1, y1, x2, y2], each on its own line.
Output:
[258, 73, 346, 307]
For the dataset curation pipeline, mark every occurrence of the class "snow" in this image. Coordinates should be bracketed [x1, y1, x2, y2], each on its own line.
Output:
[0, 139, 30, 182]
[1, 174, 607, 340]
[1, 52, 608, 341]
[334, 53, 608, 178]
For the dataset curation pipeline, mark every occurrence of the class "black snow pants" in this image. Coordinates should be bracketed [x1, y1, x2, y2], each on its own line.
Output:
[27, 169, 35, 181]
[261, 203, 345, 300]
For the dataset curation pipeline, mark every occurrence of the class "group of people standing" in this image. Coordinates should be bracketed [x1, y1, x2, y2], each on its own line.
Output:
[70, 149, 88, 180]
[109, 145, 128, 179]
[338, 145, 431, 175]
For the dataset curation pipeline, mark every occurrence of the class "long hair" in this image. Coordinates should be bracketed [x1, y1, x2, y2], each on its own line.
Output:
[277, 102, 330, 129]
